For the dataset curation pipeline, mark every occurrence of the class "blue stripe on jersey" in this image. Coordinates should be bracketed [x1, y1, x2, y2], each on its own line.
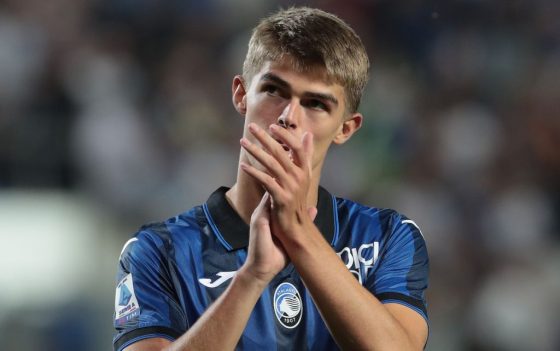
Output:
[202, 202, 232, 250]
[149, 222, 195, 329]
[330, 193, 340, 245]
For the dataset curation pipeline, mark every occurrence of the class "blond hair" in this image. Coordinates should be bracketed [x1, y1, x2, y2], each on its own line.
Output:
[243, 7, 370, 113]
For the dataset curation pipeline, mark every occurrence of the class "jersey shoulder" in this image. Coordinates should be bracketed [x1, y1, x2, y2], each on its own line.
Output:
[335, 196, 424, 240]
[120, 205, 206, 264]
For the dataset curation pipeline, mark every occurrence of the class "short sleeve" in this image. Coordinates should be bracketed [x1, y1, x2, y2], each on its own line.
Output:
[113, 230, 186, 351]
[365, 212, 429, 322]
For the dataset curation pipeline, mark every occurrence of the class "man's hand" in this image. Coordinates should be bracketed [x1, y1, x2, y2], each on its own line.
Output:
[240, 192, 288, 285]
[240, 123, 316, 242]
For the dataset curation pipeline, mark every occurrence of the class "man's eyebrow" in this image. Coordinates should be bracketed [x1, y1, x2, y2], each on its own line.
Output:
[260, 73, 339, 106]
[303, 92, 339, 106]
[260, 73, 290, 88]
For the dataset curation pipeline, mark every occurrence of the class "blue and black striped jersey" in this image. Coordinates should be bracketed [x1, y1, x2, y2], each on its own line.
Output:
[113, 186, 429, 351]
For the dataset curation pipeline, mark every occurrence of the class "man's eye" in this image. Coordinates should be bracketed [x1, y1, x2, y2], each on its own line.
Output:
[264, 85, 279, 95]
[305, 99, 328, 111]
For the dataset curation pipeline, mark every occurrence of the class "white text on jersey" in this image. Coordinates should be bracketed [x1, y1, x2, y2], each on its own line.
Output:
[337, 242, 379, 285]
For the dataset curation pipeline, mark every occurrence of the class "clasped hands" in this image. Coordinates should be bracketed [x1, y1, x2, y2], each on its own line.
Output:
[239, 122, 317, 284]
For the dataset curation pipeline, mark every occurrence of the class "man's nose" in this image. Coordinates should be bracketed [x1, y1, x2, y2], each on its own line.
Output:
[277, 101, 301, 129]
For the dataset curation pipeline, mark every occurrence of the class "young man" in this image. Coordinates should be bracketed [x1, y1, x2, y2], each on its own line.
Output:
[113, 7, 429, 351]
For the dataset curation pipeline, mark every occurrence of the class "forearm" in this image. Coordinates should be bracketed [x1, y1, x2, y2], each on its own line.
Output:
[165, 268, 266, 351]
[284, 225, 420, 351]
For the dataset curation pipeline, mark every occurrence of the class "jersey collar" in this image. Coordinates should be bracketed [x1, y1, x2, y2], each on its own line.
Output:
[204, 186, 337, 251]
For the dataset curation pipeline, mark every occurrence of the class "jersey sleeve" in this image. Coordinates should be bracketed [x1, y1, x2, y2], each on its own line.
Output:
[365, 212, 429, 322]
[113, 229, 187, 351]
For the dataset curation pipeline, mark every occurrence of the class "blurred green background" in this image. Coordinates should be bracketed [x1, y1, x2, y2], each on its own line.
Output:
[1, 0, 559, 350]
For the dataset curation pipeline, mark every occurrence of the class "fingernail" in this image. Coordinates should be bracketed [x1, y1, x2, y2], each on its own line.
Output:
[249, 123, 257, 132]
[269, 124, 278, 131]
[240, 138, 249, 146]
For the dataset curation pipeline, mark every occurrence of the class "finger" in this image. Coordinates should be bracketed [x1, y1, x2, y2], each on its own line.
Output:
[251, 191, 268, 221]
[307, 206, 318, 221]
[248, 123, 294, 171]
[252, 192, 271, 221]
[241, 137, 288, 182]
[268, 124, 303, 166]
[256, 192, 270, 212]
[269, 125, 312, 169]
[302, 132, 314, 172]
[240, 162, 284, 199]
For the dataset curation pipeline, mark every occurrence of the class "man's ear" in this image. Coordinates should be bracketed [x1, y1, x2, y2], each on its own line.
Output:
[232, 75, 247, 116]
[333, 113, 363, 145]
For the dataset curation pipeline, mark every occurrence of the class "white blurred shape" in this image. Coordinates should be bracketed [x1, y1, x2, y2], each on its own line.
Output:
[0, 191, 102, 307]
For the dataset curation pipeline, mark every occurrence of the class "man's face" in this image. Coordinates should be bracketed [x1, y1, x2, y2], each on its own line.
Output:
[237, 58, 354, 174]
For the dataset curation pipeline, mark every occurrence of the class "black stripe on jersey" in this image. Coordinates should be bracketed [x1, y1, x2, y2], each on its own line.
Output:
[114, 326, 181, 351]
[376, 292, 427, 318]
[315, 186, 335, 245]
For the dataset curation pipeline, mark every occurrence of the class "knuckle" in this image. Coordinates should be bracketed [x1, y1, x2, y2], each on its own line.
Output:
[294, 170, 306, 183]
[264, 176, 275, 187]
[284, 193, 294, 203]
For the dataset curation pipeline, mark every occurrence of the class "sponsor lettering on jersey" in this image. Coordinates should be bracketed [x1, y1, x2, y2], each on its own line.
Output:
[114, 273, 140, 325]
[274, 282, 303, 329]
[337, 242, 379, 285]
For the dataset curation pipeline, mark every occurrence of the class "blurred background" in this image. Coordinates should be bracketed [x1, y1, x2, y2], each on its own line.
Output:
[1, 0, 559, 350]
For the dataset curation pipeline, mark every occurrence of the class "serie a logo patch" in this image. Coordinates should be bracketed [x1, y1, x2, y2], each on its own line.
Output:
[114, 273, 140, 325]
[273, 282, 303, 328]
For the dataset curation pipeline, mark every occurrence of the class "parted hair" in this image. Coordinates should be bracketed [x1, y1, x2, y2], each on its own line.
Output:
[243, 7, 370, 113]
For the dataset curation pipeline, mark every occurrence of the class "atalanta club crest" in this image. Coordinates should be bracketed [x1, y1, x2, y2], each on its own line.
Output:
[273, 282, 303, 328]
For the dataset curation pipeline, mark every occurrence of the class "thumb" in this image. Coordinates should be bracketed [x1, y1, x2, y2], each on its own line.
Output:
[252, 192, 271, 220]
